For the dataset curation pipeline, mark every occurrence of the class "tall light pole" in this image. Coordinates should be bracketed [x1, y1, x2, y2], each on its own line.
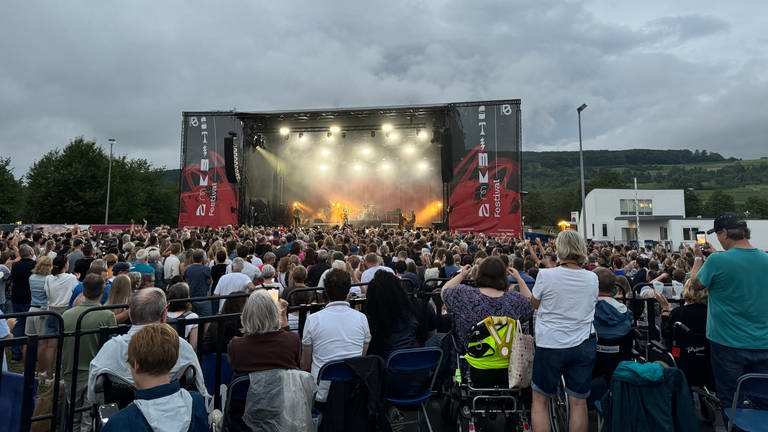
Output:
[105, 138, 116, 224]
[577, 103, 588, 241]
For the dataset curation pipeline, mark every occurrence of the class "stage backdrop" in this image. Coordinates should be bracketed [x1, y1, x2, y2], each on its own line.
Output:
[178, 113, 242, 227]
[447, 101, 522, 236]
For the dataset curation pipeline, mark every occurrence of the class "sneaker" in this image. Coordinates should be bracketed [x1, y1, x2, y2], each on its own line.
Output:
[389, 407, 407, 432]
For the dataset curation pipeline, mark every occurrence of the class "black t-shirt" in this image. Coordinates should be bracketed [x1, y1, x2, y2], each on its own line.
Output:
[211, 263, 228, 291]
[306, 262, 329, 287]
[10, 258, 36, 304]
[74, 257, 96, 281]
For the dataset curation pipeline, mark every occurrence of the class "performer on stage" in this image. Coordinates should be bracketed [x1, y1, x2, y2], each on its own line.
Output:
[292, 206, 301, 228]
[407, 210, 416, 229]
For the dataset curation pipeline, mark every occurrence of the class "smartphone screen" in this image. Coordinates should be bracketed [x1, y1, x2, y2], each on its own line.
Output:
[696, 232, 706, 244]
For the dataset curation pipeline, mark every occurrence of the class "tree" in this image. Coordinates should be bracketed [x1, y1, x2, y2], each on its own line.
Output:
[0, 157, 24, 222]
[704, 190, 736, 217]
[586, 169, 627, 194]
[743, 195, 768, 219]
[25, 137, 178, 224]
[684, 189, 702, 217]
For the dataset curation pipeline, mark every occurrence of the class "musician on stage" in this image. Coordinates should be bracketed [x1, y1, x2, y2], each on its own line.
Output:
[292, 206, 301, 228]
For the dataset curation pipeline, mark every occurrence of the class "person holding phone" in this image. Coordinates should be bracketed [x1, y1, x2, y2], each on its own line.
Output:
[693, 213, 768, 419]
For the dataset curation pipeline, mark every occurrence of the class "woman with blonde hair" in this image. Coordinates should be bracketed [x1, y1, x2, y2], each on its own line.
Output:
[105, 274, 132, 324]
[26, 256, 54, 376]
[521, 229, 598, 432]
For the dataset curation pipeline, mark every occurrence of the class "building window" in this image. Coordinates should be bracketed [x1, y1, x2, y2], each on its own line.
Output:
[682, 227, 699, 241]
[602, 224, 608, 237]
[619, 199, 653, 216]
[660, 226, 668, 241]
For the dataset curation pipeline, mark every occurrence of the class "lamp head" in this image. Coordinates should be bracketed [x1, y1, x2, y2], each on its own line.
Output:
[577, 104, 587, 113]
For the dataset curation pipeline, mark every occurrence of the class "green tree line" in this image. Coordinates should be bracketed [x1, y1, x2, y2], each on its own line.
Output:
[0, 137, 179, 225]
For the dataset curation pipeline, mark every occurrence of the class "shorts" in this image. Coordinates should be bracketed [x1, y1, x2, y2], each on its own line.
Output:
[25, 307, 58, 336]
[532, 337, 596, 399]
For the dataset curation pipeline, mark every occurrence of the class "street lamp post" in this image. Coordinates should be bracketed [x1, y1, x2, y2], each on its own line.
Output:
[577, 104, 588, 241]
[105, 138, 116, 224]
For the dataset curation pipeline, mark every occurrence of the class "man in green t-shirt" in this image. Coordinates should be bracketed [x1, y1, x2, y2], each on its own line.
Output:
[694, 213, 768, 415]
[62, 274, 116, 431]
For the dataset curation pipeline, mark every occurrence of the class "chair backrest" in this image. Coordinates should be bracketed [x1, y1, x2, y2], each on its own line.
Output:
[0, 371, 38, 432]
[386, 347, 443, 399]
[594, 332, 635, 381]
[733, 373, 768, 409]
[672, 323, 714, 388]
[201, 353, 233, 397]
[94, 373, 136, 409]
[174, 364, 198, 391]
[318, 359, 356, 383]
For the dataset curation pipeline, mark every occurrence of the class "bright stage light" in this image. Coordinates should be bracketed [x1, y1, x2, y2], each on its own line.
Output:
[417, 161, 429, 170]
[279, 127, 290, 136]
[381, 161, 391, 171]
[321, 148, 330, 156]
[361, 147, 372, 156]
[403, 145, 415, 155]
[353, 163, 363, 171]
[382, 123, 393, 132]
[319, 164, 329, 172]
[437, 201, 443, 208]
[299, 132, 306, 141]
[417, 129, 428, 140]
[329, 125, 341, 134]
[293, 201, 299, 207]
[387, 132, 399, 140]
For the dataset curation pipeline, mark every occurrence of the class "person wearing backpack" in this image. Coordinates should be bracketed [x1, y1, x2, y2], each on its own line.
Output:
[166, 282, 199, 351]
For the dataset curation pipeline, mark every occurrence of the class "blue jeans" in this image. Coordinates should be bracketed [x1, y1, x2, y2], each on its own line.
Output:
[710, 340, 768, 417]
[192, 300, 213, 318]
[10, 303, 30, 359]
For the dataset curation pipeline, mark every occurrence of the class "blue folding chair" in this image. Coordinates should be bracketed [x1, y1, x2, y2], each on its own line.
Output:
[222, 375, 250, 432]
[727, 373, 768, 432]
[318, 359, 356, 383]
[201, 353, 233, 399]
[0, 371, 38, 432]
[385, 347, 443, 432]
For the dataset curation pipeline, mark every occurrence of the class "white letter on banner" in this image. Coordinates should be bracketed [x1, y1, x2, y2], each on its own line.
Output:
[199, 174, 208, 186]
[479, 122, 486, 135]
[478, 153, 488, 167]
[196, 204, 206, 216]
[200, 159, 209, 171]
[201, 131, 208, 144]
[478, 106, 485, 120]
[478, 204, 490, 217]
[479, 170, 488, 184]
[189, 117, 199, 127]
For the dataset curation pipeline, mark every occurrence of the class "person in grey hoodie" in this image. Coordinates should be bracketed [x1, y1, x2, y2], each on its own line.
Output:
[101, 323, 209, 432]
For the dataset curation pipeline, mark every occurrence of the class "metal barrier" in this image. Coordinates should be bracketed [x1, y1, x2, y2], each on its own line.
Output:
[0, 310, 65, 432]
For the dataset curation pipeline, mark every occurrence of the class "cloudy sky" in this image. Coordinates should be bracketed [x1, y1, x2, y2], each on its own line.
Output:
[1, 0, 766, 178]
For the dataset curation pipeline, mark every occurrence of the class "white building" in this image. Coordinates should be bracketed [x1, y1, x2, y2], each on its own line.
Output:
[578, 188, 768, 251]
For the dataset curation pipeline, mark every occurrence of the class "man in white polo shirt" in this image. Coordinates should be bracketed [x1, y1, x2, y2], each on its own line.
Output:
[301, 268, 371, 401]
[213, 258, 255, 312]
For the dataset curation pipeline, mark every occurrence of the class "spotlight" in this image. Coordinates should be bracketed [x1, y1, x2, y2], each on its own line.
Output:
[299, 132, 305, 140]
[370, 130, 376, 138]
[279, 127, 290, 136]
[326, 131, 332, 138]
[319, 164, 329, 172]
[342, 132, 347, 139]
[437, 201, 443, 208]
[403, 145, 415, 155]
[353, 163, 363, 171]
[329, 125, 341, 134]
[381, 161, 391, 171]
[293, 201, 299, 207]
[382, 123, 393, 132]
[417, 161, 428, 170]
[321, 148, 330, 156]
[388, 132, 399, 139]
[417, 129, 428, 140]
[361, 147, 372, 156]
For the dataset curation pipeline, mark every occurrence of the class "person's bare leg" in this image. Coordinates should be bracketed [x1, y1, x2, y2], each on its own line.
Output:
[568, 396, 588, 432]
[532, 390, 551, 432]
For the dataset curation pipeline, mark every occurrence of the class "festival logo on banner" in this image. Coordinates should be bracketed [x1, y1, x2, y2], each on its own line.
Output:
[448, 102, 521, 236]
[178, 115, 240, 227]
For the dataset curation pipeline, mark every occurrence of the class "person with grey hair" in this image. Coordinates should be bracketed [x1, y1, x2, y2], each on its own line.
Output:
[521, 229, 598, 432]
[214, 258, 255, 311]
[147, 249, 165, 290]
[694, 212, 768, 417]
[227, 290, 298, 375]
[87, 287, 209, 409]
[256, 264, 282, 292]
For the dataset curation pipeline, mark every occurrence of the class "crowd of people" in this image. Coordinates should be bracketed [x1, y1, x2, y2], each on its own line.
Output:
[0, 212, 766, 431]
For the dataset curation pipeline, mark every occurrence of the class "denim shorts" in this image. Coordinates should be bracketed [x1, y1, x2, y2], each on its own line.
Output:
[532, 337, 596, 399]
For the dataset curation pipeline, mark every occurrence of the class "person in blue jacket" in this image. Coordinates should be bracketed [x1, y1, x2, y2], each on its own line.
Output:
[102, 323, 209, 432]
